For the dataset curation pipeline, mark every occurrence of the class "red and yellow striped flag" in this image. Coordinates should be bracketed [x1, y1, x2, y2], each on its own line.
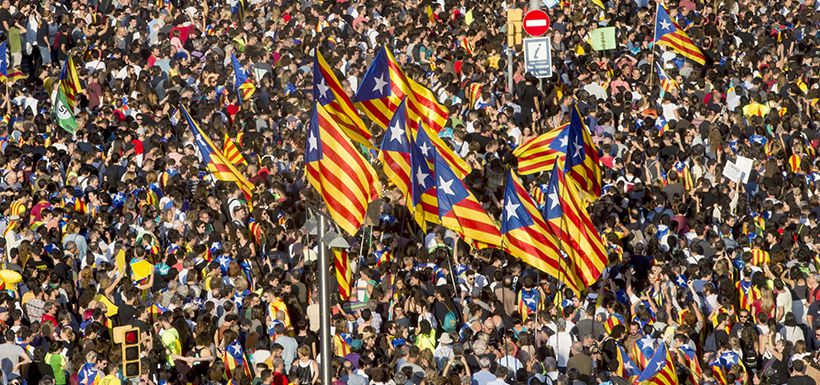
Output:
[513, 124, 568, 175]
[180, 105, 254, 200]
[223, 134, 247, 166]
[60, 56, 84, 109]
[314, 51, 373, 148]
[353, 47, 470, 177]
[306, 103, 381, 236]
[334, 249, 352, 301]
[542, 167, 607, 290]
[654, 4, 706, 65]
[789, 153, 801, 173]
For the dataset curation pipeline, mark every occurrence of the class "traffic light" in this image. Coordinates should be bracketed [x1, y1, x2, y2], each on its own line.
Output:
[113, 326, 141, 378]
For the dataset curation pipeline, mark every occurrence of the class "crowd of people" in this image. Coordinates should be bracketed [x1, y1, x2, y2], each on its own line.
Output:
[0, 0, 819, 385]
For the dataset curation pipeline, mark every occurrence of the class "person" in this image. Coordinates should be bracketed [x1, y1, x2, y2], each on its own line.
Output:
[0, 329, 29, 384]
[786, 359, 816, 385]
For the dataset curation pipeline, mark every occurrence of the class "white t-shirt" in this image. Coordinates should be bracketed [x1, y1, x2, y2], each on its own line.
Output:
[775, 290, 792, 322]
[547, 331, 575, 367]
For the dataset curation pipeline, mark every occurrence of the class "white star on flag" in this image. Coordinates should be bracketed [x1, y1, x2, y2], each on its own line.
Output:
[659, 19, 671, 31]
[372, 74, 388, 95]
[548, 187, 560, 210]
[418, 142, 431, 157]
[438, 177, 455, 196]
[415, 167, 428, 184]
[308, 131, 318, 153]
[558, 134, 568, 149]
[389, 122, 405, 143]
[504, 199, 520, 221]
[317, 79, 331, 100]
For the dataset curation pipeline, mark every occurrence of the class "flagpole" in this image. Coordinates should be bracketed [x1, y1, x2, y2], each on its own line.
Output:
[649, 2, 659, 89]
[448, 239, 458, 295]
[317, 215, 332, 385]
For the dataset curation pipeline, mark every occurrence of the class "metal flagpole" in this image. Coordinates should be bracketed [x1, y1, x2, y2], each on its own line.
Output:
[317, 215, 333, 385]
[649, 2, 659, 89]
[448, 239, 459, 295]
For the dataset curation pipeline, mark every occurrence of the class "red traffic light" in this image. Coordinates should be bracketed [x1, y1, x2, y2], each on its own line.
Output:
[124, 330, 139, 344]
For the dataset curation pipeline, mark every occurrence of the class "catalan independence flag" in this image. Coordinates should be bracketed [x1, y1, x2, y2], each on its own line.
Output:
[616, 344, 642, 378]
[231, 53, 256, 103]
[353, 47, 470, 177]
[379, 98, 412, 196]
[314, 51, 373, 148]
[411, 122, 444, 227]
[512, 124, 569, 175]
[501, 171, 580, 293]
[467, 83, 482, 108]
[678, 345, 702, 385]
[180, 104, 254, 200]
[77, 362, 101, 385]
[631, 335, 656, 371]
[789, 153, 801, 173]
[433, 148, 501, 249]
[306, 103, 381, 236]
[636, 342, 678, 385]
[60, 56, 84, 109]
[655, 116, 669, 137]
[334, 249, 352, 301]
[673, 161, 693, 191]
[710, 351, 746, 385]
[565, 105, 602, 199]
[223, 340, 252, 379]
[223, 134, 247, 166]
[654, 4, 705, 65]
[656, 63, 677, 96]
[517, 287, 542, 322]
[0, 44, 26, 84]
[542, 166, 607, 291]
[409, 120, 439, 228]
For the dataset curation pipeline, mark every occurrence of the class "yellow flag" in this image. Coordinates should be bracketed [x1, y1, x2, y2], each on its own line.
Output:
[131, 260, 154, 282]
[95, 294, 119, 317]
[115, 249, 126, 274]
[465, 10, 474, 25]
[591, 0, 605, 8]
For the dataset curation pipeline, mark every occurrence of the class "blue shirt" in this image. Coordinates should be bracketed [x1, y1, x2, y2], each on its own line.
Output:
[472, 370, 497, 385]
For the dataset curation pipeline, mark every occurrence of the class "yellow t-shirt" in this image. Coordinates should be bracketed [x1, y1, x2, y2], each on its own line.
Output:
[100, 374, 121, 385]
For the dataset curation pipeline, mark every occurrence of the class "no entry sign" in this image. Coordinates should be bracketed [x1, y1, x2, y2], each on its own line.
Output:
[522, 10, 550, 37]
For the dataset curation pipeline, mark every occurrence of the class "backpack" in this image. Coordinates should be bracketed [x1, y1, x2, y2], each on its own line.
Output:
[443, 303, 458, 333]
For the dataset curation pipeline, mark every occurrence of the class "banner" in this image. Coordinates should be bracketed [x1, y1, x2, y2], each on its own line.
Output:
[589, 27, 617, 51]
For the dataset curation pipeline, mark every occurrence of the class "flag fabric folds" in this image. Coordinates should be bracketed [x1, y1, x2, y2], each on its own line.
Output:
[678, 345, 702, 385]
[223, 134, 248, 166]
[655, 116, 669, 137]
[0, 43, 25, 84]
[433, 150, 501, 249]
[314, 51, 373, 148]
[231, 53, 256, 103]
[379, 98, 412, 196]
[512, 124, 568, 175]
[353, 47, 469, 177]
[631, 335, 656, 371]
[54, 87, 78, 134]
[654, 4, 706, 65]
[410, 122, 443, 227]
[334, 249, 352, 301]
[656, 63, 678, 95]
[180, 104, 254, 200]
[542, 167, 607, 291]
[616, 344, 642, 378]
[710, 351, 746, 385]
[306, 103, 381, 236]
[500, 171, 579, 293]
[60, 56, 84, 109]
[565, 106, 602, 198]
[77, 362, 102, 385]
[636, 342, 678, 385]
[223, 339, 253, 379]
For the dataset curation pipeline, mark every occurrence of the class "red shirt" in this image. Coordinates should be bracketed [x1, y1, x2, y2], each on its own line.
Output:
[41, 314, 58, 327]
[272, 372, 288, 385]
[131, 139, 144, 155]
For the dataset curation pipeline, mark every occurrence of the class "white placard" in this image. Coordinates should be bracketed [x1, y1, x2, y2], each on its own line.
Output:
[722, 161, 742, 183]
[735, 156, 753, 183]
